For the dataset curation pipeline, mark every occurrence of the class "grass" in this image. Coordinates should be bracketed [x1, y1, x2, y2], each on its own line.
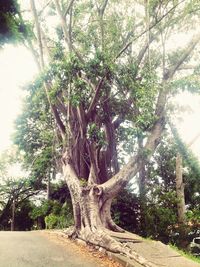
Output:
[169, 244, 200, 264]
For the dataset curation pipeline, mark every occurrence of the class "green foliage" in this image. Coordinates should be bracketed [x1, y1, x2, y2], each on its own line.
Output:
[13, 76, 56, 187]
[0, 0, 29, 45]
[143, 189, 178, 242]
[111, 188, 140, 233]
[45, 202, 74, 229]
[30, 200, 52, 220]
[186, 209, 200, 228]
[0, 150, 39, 230]
[30, 182, 73, 230]
[170, 126, 200, 207]
[138, 133, 200, 245]
[170, 244, 200, 264]
[87, 123, 106, 146]
[45, 214, 58, 229]
[171, 75, 200, 94]
[31, 199, 73, 230]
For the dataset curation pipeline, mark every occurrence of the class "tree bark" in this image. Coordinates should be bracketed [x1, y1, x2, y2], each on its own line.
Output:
[11, 195, 15, 231]
[176, 153, 186, 224]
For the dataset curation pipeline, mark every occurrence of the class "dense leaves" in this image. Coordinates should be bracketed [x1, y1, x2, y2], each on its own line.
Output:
[0, 0, 28, 45]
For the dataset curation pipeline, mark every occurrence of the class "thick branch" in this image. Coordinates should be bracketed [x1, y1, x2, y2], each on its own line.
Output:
[54, 0, 70, 46]
[164, 33, 200, 80]
[64, 0, 75, 18]
[86, 77, 105, 119]
[30, 0, 44, 69]
[55, 97, 68, 117]
[102, 115, 165, 199]
[100, 0, 109, 16]
[54, 0, 84, 62]
[51, 104, 66, 138]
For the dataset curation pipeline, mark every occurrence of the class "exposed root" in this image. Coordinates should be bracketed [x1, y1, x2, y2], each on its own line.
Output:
[63, 226, 78, 239]
[107, 218, 125, 233]
[77, 227, 158, 267]
[105, 229, 143, 243]
[80, 227, 122, 253]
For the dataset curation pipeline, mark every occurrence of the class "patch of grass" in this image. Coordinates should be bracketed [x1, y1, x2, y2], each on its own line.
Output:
[169, 244, 200, 264]
[142, 236, 153, 242]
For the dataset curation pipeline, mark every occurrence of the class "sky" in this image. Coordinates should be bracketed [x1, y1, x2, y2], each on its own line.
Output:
[0, 45, 200, 162]
[0, 45, 37, 152]
[175, 92, 200, 158]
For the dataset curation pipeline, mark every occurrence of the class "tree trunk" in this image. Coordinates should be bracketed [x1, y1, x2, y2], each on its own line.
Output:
[138, 138, 148, 234]
[175, 153, 186, 224]
[47, 173, 51, 200]
[11, 196, 15, 231]
[62, 160, 158, 267]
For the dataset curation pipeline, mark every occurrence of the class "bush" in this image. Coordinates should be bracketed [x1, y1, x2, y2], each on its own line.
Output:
[44, 201, 73, 229]
[30, 199, 73, 230]
[45, 214, 58, 229]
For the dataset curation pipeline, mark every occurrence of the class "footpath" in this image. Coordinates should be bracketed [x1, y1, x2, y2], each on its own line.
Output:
[109, 231, 200, 267]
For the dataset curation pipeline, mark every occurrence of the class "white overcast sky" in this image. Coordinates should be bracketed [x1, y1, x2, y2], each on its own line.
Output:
[0, 45, 200, 159]
[0, 45, 37, 152]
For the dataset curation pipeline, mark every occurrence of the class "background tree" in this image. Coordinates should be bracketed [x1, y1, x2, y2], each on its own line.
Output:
[14, 80, 60, 196]
[0, 149, 40, 230]
[30, 181, 73, 229]
[139, 133, 200, 246]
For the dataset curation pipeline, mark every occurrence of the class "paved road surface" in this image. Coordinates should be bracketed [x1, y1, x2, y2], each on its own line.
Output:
[0, 231, 104, 267]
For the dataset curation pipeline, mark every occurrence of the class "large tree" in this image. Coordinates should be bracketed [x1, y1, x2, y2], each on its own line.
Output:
[15, 0, 200, 262]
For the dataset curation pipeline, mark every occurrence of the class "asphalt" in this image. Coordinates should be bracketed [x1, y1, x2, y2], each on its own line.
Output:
[0, 231, 104, 267]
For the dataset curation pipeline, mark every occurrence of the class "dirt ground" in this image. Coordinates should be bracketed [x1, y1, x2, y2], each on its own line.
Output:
[42, 230, 123, 267]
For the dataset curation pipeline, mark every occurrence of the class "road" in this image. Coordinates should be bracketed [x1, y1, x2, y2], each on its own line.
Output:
[0, 231, 107, 267]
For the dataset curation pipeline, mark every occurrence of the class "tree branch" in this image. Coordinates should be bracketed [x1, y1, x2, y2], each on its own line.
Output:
[30, 0, 45, 69]
[64, 0, 75, 18]
[164, 33, 200, 80]
[101, 30, 200, 198]
[116, 0, 185, 60]
[86, 77, 105, 119]
[54, 0, 84, 62]
[100, 0, 109, 16]
[136, 34, 154, 66]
